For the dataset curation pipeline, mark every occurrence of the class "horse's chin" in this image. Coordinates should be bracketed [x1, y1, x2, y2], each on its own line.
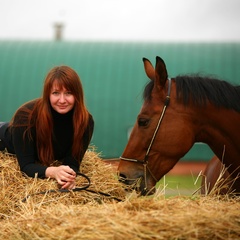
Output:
[140, 186, 156, 196]
[118, 173, 156, 195]
[137, 178, 156, 196]
[123, 184, 156, 196]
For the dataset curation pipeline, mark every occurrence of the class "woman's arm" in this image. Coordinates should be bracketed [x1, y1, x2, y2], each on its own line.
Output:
[11, 125, 48, 178]
[10, 100, 49, 178]
[12, 126, 76, 189]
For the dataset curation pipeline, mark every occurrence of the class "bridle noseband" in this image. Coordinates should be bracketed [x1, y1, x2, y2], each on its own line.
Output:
[120, 78, 171, 192]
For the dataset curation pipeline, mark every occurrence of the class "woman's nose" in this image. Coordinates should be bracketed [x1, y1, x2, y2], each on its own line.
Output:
[59, 93, 66, 102]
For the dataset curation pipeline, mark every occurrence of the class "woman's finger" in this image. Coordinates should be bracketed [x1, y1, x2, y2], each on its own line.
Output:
[61, 180, 76, 190]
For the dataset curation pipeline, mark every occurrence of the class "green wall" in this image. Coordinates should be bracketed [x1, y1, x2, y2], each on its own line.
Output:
[0, 41, 240, 160]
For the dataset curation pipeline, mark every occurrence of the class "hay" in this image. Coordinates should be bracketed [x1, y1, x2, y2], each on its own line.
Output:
[0, 148, 126, 214]
[0, 150, 240, 239]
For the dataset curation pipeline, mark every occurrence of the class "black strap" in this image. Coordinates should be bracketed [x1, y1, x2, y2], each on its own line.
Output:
[22, 172, 122, 202]
[85, 189, 123, 202]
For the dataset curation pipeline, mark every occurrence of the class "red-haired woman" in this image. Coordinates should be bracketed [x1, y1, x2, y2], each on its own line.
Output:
[0, 66, 94, 190]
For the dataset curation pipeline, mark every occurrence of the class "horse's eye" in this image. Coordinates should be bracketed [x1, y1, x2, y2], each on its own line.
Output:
[138, 118, 150, 127]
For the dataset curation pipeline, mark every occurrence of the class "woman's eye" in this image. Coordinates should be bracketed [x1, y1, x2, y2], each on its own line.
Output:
[52, 92, 59, 95]
[138, 118, 150, 127]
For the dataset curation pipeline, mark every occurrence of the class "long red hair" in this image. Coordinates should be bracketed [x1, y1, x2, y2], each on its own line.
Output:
[12, 66, 89, 165]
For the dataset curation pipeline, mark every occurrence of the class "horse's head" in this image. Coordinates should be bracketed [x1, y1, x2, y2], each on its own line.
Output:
[118, 56, 195, 195]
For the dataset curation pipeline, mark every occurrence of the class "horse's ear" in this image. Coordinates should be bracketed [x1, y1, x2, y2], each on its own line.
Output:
[143, 57, 155, 81]
[155, 56, 168, 87]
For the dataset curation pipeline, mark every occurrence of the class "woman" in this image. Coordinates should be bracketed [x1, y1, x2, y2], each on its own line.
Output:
[0, 66, 94, 190]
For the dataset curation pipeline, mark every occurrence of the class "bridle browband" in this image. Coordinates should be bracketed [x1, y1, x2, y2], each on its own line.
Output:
[119, 78, 172, 192]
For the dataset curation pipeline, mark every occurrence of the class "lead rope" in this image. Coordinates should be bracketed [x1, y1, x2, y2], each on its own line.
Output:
[22, 172, 122, 202]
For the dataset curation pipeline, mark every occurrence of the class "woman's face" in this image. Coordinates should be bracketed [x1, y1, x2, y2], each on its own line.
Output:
[50, 81, 75, 114]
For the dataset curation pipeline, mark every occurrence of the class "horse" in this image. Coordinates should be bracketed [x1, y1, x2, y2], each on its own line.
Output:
[118, 56, 240, 195]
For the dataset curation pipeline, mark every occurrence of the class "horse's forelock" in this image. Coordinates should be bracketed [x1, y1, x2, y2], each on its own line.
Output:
[143, 80, 154, 101]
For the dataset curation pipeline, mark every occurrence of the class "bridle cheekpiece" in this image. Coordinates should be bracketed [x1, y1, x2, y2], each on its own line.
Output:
[119, 78, 172, 193]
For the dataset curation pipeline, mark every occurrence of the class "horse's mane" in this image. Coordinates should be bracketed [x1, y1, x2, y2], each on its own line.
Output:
[143, 75, 240, 112]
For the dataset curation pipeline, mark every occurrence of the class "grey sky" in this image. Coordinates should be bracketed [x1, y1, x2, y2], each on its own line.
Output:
[0, 0, 239, 41]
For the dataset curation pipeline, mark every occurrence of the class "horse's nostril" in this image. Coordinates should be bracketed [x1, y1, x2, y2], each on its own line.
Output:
[119, 173, 127, 179]
[118, 173, 127, 183]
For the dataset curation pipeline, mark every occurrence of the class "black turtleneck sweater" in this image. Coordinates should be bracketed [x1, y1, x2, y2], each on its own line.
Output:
[10, 99, 94, 178]
[51, 107, 74, 160]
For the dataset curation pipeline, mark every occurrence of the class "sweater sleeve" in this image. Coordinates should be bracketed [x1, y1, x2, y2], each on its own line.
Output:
[11, 126, 47, 178]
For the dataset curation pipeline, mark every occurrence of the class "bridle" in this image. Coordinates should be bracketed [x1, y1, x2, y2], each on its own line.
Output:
[119, 78, 171, 193]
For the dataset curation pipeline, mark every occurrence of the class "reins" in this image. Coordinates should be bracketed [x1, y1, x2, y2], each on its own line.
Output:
[22, 172, 123, 202]
[120, 78, 171, 192]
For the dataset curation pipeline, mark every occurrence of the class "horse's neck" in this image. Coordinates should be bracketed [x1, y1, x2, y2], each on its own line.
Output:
[196, 107, 240, 167]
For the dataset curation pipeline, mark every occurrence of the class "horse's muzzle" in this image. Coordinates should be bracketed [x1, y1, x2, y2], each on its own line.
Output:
[118, 173, 156, 196]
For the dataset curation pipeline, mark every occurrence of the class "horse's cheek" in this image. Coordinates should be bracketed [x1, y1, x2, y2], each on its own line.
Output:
[166, 127, 194, 158]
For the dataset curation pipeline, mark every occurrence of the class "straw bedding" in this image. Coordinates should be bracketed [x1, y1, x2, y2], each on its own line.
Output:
[0, 150, 240, 239]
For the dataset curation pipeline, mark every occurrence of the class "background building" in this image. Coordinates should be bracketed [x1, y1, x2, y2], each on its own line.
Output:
[1, 41, 239, 160]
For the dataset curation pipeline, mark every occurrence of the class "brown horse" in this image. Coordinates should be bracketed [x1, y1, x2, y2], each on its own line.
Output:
[118, 56, 240, 195]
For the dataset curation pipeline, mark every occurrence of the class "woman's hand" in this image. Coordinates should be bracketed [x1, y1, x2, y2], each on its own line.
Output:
[45, 165, 76, 190]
